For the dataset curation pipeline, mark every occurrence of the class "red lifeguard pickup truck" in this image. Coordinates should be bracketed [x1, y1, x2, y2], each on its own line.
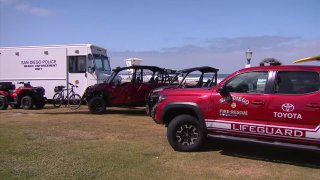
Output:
[151, 64, 320, 152]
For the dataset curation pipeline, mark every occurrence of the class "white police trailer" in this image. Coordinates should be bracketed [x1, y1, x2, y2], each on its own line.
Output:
[0, 44, 111, 100]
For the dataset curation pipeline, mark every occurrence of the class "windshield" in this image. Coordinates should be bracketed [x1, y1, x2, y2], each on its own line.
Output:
[107, 71, 118, 83]
[170, 70, 217, 87]
[93, 54, 111, 72]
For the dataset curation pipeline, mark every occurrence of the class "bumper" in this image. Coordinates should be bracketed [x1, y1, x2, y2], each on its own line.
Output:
[145, 93, 160, 115]
[145, 104, 151, 116]
[150, 104, 157, 120]
[146, 103, 161, 124]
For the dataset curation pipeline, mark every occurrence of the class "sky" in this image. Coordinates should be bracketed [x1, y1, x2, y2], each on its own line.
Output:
[0, 0, 319, 73]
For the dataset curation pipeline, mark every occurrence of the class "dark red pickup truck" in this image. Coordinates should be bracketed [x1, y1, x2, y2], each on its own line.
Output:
[151, 65, 320, 151]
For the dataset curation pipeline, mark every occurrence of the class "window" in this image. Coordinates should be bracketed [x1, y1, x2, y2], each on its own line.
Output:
[68, 56, 86, 73]
[116, 68, 142, 83]
[275, 71, 320, 94]
[93, 55, 111, 72]
[172, 70, 217, 88]
[224, 71, 268, 93]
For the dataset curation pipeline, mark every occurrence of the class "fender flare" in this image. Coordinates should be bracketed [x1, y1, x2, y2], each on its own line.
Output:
[86, 89, 106, 98]
[0, 95, 8, 101]
[17, 91, 34, 101]
[161, 102, 207, 131]
[91, 90, 110, 105]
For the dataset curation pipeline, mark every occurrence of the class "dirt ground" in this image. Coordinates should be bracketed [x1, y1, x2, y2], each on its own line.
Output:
[0, 105, 320, 179]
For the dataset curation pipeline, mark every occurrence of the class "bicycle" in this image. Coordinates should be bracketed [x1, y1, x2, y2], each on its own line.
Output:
[52, 83, 82, 110]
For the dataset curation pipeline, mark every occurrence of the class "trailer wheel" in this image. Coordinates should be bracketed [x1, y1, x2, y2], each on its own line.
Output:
[0, 96, 8, 110]
[21, 95, 33, 109]
[88, 97, 106, 114]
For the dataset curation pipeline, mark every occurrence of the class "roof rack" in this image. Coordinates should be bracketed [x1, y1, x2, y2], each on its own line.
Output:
[260, 58, 282, 66]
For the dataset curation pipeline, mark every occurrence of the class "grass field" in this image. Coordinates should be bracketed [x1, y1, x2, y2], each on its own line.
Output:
[0, 105, 319, 179]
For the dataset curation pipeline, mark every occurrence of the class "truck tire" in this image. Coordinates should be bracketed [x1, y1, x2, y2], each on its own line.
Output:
[20, 95, 33, 109]
[0, 96, 8, 110]
[88, 96, 106, 114]
[167, 114, 206, 152]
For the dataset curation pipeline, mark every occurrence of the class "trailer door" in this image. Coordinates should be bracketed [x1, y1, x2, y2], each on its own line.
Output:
[68, 56, 87, 97]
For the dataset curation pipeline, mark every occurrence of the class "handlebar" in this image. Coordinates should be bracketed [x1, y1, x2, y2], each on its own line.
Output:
[68, 83, 78, 88]
[18, 82, 31, 87]
[54, 83, 78, 93]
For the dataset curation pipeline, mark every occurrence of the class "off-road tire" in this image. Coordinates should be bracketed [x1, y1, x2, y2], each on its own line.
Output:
[0, 96, 8, 110]
[88, 96, 106, 114]
[53, 92, 63, 108]
[20, 95, 33, 110]
[167, 114, 206, 152]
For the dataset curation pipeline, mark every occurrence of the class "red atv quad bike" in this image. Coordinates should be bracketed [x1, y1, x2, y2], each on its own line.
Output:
[0, 82, 46, 110]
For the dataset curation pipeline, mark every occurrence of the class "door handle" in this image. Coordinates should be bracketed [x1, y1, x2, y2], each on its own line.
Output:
[251, 100, 265, 105]
[306, 103, 320, 108]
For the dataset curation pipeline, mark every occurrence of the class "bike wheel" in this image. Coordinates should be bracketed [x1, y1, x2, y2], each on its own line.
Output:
[53, 92, 63, 108]
[68, 94, 82, 110]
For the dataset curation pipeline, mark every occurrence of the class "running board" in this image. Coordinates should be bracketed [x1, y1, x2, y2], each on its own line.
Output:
[207, 134, 320, 152]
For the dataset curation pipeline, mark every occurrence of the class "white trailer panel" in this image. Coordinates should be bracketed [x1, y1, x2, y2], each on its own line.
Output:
[0, 44, 111, 100]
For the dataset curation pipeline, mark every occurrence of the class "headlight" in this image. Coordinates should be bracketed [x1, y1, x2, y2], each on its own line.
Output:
[158, 94, 167, 103]
[151, 92, 160, 98]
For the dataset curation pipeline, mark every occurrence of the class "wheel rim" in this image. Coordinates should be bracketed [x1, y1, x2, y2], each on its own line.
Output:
[69, 94, 81, 109]
[22, 98, 30, 107]
[175, 124, 199, 146]
[55, 97, 62, 104]
[92, 99, 103, 112]
[92, 100, 102, 111]
[53, 93, 63, 107]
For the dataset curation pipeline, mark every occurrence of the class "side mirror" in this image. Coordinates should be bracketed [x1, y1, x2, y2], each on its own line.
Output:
[88, 53, 94, 61]
[218, 86, 232, 103]
[88, 66, 95, 74]
[217, 86, 230, 97]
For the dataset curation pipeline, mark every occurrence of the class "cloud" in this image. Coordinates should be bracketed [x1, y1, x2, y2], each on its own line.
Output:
[162, 36, 302, 53]
[109, 36, 320, 73]
[0, 0, 13, 4]
[0, 0, 54, 16]
[205, 36, 301, 51]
